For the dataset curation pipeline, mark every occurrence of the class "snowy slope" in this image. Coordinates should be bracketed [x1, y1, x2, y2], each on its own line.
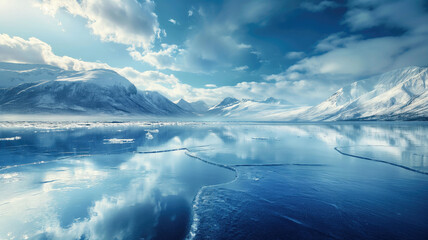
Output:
[0, 62, 69, 88]
[0, 63, 187, 116]
[176, 99, 194, 112]
[206, 97, 299, 119]
[204, 67, 428, 121]
[299, 66, 428, 121]
[176, 99, 209, 114]
[188, 100, 209, 113]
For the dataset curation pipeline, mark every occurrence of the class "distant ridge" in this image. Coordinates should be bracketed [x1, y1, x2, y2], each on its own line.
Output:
[176, 99, 209, 113]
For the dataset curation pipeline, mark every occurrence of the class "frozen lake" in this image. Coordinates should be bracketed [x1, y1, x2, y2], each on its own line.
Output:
[0, 122, 427, 239]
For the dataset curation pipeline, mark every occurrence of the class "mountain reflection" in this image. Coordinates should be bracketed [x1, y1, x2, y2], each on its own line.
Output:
[0, 122, 427, 239]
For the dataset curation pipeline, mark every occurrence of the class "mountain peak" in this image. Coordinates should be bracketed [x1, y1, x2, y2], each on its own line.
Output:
[218, 97, 240, 107]
[263, 97, 292, 105]
[56, 68, 134, 89]
[176, 98, 209, 113]
[176, 98, 194, 112]
[177, 98, 189, 105]
[300, 66, 428, 121]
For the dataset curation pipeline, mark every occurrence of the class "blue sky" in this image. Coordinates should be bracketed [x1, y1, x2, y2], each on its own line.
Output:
[0, 0, 427, 105]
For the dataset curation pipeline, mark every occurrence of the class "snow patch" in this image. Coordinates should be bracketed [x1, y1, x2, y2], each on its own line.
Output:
[146, 129, 159, 133]
[0, 136, 21, 141]
[103, 138, 134, 144]
[145, 132, 154, 140]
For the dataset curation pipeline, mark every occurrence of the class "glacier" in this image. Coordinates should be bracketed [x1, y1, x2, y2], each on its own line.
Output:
[0, 122, 427, 239]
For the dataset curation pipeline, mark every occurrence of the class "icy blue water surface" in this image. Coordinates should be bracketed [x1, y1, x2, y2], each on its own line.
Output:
[0, 122, 427, 239]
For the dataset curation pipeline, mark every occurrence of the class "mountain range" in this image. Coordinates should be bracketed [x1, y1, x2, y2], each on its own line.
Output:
[298, 66, 428, 121]
[0, 63, 187, 116]
[176, 99, 209, 114]
[0, 62, 427, 121]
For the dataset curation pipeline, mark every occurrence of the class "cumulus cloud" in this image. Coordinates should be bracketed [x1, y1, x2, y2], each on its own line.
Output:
[129, 0, 294, 73]
[288, 33, 428, 78]
[168, 18, 177, 24]
[36, 0, 161, 49]
[301, 0, 338, 12]
[0, 34, 109, 71]
[129, 29, 259, 73]
[118, 63, 330, 105]
[278, 0, 428, 84]
[188, 9, 193, 17]
[128, 44, 181, 71]
[344, 0, 428, 32]
[117, 68, 194, 101]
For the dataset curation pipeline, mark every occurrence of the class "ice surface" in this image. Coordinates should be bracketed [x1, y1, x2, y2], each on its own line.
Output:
[335, 145, 428, 175]
[0, 122, 427, 240]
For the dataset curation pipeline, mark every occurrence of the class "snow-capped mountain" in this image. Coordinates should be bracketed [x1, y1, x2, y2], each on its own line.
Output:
[1, 62, 426, 120]
[207, 97, 240, 115]
[176, 99, 209, 113]
[298, 66, 428, 121]
[206, 97, 297, 119]
[262, 97, 292, 105]
[0, 63, 188, 116]
[203, 67, 428, 121]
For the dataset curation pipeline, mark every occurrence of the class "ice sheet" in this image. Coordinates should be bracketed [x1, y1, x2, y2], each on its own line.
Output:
[0, 122, 427, 240]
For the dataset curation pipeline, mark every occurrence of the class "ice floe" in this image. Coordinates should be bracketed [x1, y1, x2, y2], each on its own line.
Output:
[0, 136, 21, 141]
[103, 138, 135, 144]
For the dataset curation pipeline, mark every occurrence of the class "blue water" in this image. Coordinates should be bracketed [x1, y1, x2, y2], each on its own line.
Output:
[0, 122, 427, 239]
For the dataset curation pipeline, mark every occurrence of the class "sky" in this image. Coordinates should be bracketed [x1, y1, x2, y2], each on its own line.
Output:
[0, 0, 427, 105]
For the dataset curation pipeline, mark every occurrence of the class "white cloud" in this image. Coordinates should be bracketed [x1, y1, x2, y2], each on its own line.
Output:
[277, 0, 428, 85]
[205, 84, 217, 88]
[233, 65, 249, 71]
[117, 68, 194, 101]
[315, 33, 361, 52]
[36, 0, 161, 49]
[301, 1, 338, 12]
[344, 0, 428, 32]
[288, 33, 428, 77]
[168, 18, 177, 24]
[128, 0, 292, 73]
[285, 51, 305, 59]
[128, 44, 181, 71]
[188, 10, 193, 16]
[0, 34, 109, 71]
[237, 43, 252, 49]
[128, 30, 257, 73]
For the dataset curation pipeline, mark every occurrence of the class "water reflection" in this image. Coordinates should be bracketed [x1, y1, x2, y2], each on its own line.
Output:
[0, 122, 427, 239]
[0, 125, 235, 240]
